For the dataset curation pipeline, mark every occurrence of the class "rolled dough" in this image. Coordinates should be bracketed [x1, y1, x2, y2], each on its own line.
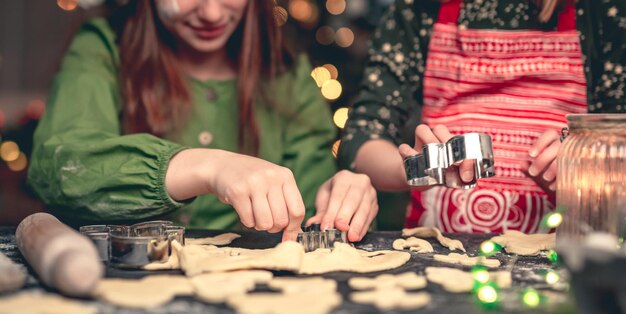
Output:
[490, 231, 555, 256]
[0, 291, 96, 314]
[425, 267, 511, 293]
[392, 237, 434, 253]
[93, 275, 193, 308]
[179, 241, 304, 276]
[142, 240, 183, 270]
[350, 288, 431, 310]
[191, 270, 273, 303]
[186, 233, 241, 246]
[433, 253, 501, 268]
[227, 291, 341, 314]
[402, 227, 465, 252]
[348, 272, 427, 290]
[299, 243, 411, 275]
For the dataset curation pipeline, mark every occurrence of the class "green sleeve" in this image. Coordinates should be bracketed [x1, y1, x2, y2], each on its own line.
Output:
[280, 55, 338, 218]
[27, 19, 188, 222]
[337, 0, 439, 170]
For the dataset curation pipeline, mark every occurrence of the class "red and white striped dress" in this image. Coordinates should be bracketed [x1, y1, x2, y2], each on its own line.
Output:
[406, 0, 587, 233]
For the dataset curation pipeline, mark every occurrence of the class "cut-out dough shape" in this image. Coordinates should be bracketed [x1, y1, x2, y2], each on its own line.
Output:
[392, 237, 434, 253]
[433, 253, 501, 268]
[490, 230, 555, 256]
[93, 275, 193, 308]
[143, 240, 183, 270]
[268, 277, 337, 294]
[425, 267, 511, 293]
[180, 241, 304, 276]
[299, 243, 411, 274]
[191, 270, 273, 303]
[0, 292, 96, 314]
[402, 227, 465, 252]
[227, 291, 341, 314]
[349, 272, 427, 290]
[350, 288, 431, 310]
[186, 233, 241, 246]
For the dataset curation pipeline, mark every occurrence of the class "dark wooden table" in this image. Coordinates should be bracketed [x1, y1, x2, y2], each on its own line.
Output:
[0, 227, 573, 313]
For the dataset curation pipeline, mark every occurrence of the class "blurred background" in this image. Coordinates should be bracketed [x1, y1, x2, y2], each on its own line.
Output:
[0, 0, 408, 228]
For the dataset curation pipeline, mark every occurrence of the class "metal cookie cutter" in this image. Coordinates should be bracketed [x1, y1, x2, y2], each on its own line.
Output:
[79, 220, 185, 268]
[404, 133, 495, 189]
[296, 224, 349, 252]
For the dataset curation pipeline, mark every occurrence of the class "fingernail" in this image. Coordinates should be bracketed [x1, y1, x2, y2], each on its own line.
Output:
[529, 149, 538, 158]
[461, 170, 473, 182]
[528, 166, 538, 176]
[543, 171, 555, 181]
[321, 223, 332, 231]
[549, 183, 556, 191]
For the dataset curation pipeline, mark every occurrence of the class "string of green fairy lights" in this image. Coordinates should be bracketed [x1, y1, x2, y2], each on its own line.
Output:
[471, 208, 565, 309]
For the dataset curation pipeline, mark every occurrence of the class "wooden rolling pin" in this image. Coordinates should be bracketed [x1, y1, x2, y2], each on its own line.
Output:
[16, 213, 103, 297]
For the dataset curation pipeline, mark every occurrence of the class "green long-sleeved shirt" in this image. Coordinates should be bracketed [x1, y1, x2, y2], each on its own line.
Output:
[28, 18, 337, 229]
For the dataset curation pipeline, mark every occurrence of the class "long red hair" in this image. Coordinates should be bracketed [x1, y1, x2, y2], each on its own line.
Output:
[115, 0, 288, 155]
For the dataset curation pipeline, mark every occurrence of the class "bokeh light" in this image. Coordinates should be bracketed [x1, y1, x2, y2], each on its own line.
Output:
[545, 212, 563, 228]
[522, 288, 541, 308]
[472, 269, 490, 284]
[477, 284, 499, 304]
[547, 250, 558, 263]
[311, 67, 331, 87]
[0, 141, 20, 162]
[326, 0, 346, 15]
[545, 271, 559, 285]
[332, 140, 341, 158]
[333, 107, 349, 128]
[7, 152, 27, 172]
[316, 26, 335, 45]
[335, 27, 355, 48]
[322, 64, 339, 79]
[274, 6, 288, 26]
[321, 79, 342, 100]
[480, 241, 497, 256]
[57, 0, 78, 11]
[288, 0, 319, 25]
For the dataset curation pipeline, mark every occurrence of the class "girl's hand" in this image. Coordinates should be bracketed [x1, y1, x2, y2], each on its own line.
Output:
[165, 149, 305, 241]
[521, 130, 561, 193]
[305, 170, 378, 242]
[398, 124, 475, 184]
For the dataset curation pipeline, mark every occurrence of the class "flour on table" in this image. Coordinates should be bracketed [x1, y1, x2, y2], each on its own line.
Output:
[433, 253, 501, 268]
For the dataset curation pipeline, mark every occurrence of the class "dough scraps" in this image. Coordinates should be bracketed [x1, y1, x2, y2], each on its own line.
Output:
[143, 240, 183, 270]
[0, 252, 26, 293]
[179, 241, 304, 276]
[433, 253, 501, 268]
[299, 243, 411, 275]
[490, 230, 555, 256]
[350, 288, 431, 310]
[0, 291, 96, 314]
[93, 275, 193, 308]
[392, 237, 434, 253]
[425, 267, 511, 293]
[227, 291, 342, 314]
[186, 233, 241, 246]
[348, 272, 427, 290]
[191, 270, 273, 303]
[402, 227, 465, 252]
[268, 277, 337, 294]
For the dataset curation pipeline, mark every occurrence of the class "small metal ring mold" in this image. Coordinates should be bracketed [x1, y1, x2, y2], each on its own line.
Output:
[404, 133, 495, 189]
[79, 220, 185, 268]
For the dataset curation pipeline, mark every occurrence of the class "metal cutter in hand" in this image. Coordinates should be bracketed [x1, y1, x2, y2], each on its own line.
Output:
[404, 133, 496, 189]
[296, 224, 349, 252]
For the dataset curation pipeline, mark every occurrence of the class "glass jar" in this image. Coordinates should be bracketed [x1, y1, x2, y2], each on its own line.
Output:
[557, 114, 626, 243]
